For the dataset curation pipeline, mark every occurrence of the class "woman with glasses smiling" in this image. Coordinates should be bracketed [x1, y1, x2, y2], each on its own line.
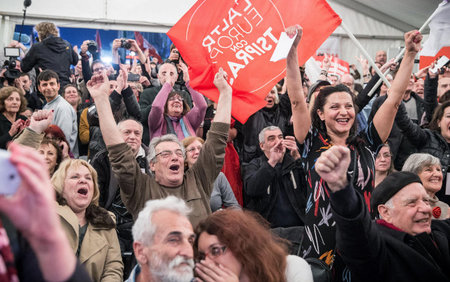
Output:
[194, 209, 313, 282]
[148, 61, 207, 141]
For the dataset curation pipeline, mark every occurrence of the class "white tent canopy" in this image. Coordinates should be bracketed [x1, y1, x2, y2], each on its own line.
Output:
[0, 0, 442, 66]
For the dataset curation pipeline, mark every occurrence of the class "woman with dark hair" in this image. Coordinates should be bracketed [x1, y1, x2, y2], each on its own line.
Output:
[62, 84, 82, 112]
[148, 61, 207, 141]
[52, 159, 123, 281]
[194, 209, 312, 282]
[396, 100, 450, 204]
[0, 86, 28, 149]
[374, 143, 395, 187]
[38, 137, 64, 177]
[285, 24, 421, 274]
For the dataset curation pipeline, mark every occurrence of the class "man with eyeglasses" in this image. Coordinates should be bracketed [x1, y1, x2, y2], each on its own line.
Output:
[88, 68, 231, 228]
[127, 196, 196, 282]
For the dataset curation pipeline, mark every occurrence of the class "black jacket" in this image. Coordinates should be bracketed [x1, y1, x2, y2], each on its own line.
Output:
[87, 86, 141, 159]
[395, 104, 450, 204]
[241, 94, 293, 164]
[0, 114, 26, 149]
[331, 185, 450, 282]
[369, 96, 418, 170]
[21, 35, 78, 87]
[243, 153, 306, 227]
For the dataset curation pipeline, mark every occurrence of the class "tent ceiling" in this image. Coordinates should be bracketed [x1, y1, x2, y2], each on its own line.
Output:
[0, 0, 442, 34]
[330, 0, 441, 33]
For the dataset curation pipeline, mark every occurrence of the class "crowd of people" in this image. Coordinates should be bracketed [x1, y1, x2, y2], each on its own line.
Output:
[0, 20, 450, 282]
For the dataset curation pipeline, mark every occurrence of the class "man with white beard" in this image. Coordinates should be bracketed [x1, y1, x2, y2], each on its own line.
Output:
[127, 196, 196, 282]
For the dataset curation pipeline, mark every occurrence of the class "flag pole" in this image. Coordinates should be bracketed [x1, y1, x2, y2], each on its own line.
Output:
[340, 22, 391, 89]
[364, 2, 444, 98]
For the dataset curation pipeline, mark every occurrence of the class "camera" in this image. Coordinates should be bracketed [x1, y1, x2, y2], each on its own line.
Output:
[86, 40, 98, 53]
[2, 47, 21, 85]
[120, 39, 132, 49]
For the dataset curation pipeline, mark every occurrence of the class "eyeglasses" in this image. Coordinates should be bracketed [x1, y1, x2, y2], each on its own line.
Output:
[186, 146, 202, 154]
[154, 149, 184, 159]
[376, 153, 391, 159]
[196, 245, 227, 262]
[93, 67, 105, 73]
[168, 96, 183, 102]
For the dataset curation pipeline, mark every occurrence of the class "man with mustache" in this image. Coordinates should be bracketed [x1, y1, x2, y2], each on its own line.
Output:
[127, 196, 195, 282]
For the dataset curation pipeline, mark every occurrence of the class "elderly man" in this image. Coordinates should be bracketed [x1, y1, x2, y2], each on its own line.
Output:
[90, 118, 148, 277]
[315, 145, 450, 282]
[127, 196, 195, 282]
[87, 68, 231, 227]
[243, 126, 306, 228]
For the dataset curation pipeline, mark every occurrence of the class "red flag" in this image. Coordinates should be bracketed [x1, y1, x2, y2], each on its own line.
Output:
[134, 31, 163, 63]
[168, 0, 341, 123]
[95, 30, 102, 54]
[314, 55, 350, 78]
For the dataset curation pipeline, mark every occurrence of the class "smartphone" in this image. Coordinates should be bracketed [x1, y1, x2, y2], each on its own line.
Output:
[430, 55, 449, 74]
[0, 150, 21, 195]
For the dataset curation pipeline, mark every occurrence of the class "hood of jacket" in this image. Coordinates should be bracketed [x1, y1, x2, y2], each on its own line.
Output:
[43, 35, 70, 53]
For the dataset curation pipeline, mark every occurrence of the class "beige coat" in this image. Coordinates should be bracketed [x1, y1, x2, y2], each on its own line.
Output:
[57, 204, 123, 282]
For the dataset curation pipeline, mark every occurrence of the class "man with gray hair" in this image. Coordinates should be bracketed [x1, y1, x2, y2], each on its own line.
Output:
[127, 196, 195, 282]
[243, 125, 306, 228]
[87, 68, 232, 227]
[315, 145, 450, 281]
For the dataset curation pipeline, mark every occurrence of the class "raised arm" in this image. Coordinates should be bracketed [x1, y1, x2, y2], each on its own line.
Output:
[286, 25, 310, 144]
[373, 30, 422, 142]
[212, 68, 232, 123]
[86, 73, 123, 146]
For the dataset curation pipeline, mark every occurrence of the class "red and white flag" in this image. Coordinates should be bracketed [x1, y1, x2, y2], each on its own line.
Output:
[168, 0, 341, 123]
[420, 0, 450, 69]
[314, 55, 350, 78]
[134, 31, 163, 63]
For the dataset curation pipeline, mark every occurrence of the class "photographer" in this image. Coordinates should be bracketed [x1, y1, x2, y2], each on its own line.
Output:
[21, 22, 78, 88]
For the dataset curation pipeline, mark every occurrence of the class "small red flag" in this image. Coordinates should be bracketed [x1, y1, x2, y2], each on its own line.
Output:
[168, 0, 341, 123]
[134, 31, 163, 63]
[95, 30, 102, 55]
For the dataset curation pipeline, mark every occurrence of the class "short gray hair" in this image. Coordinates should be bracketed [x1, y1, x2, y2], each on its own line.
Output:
[402, 153, 441, 175]
[258, 126, 281, 143]
[147, 134, 185, 164]
[132, 196, 191, 246]
[117, 118, 143, 133]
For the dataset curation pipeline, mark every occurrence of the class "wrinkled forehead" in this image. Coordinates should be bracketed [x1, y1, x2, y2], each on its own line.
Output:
[392, 182, 427, 204]
[155, 140, 182, 151]
[159, 63, 177, 74]
[118, 120, 143, 133]
[264, 128, 283, 139]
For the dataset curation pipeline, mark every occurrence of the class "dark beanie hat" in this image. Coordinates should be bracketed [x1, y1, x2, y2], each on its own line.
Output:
[307, 80, 330, 103]
[371, 171, 422, 212]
